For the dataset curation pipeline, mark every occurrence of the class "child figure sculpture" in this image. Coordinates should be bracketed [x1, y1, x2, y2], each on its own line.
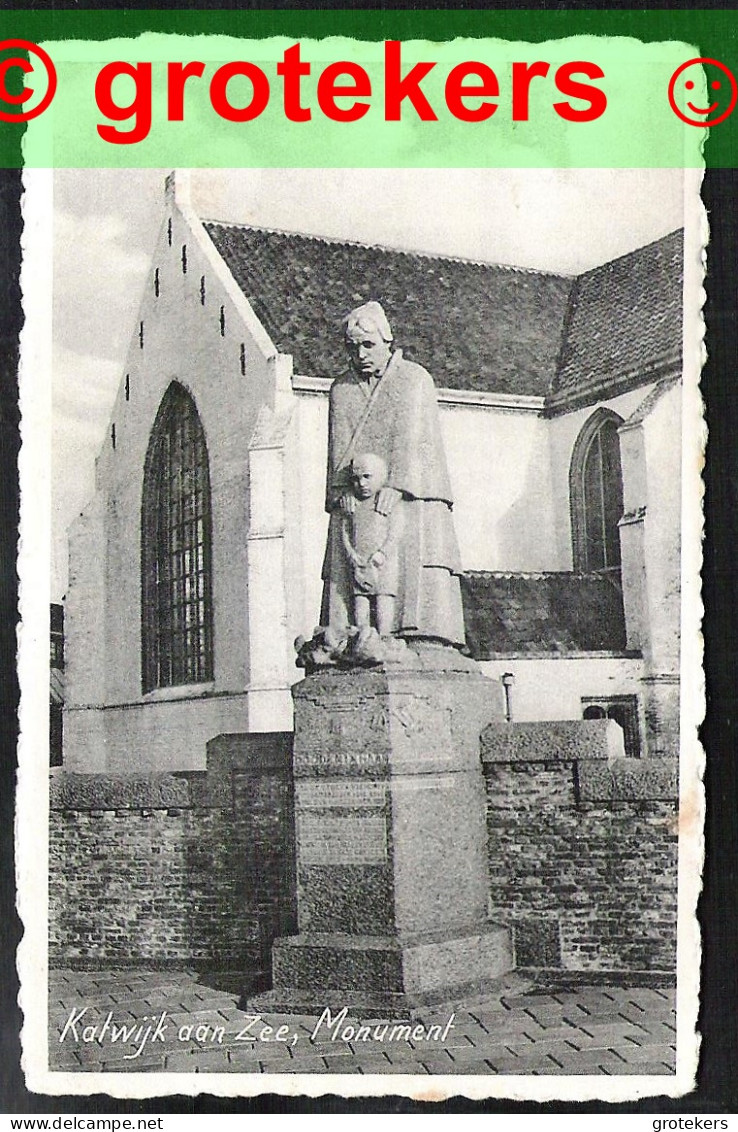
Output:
[341, 453, 405, 638]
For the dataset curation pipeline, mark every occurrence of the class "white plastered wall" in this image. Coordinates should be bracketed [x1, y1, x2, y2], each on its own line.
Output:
[479, 655, 644, 724]
[65, 174, 296, 770]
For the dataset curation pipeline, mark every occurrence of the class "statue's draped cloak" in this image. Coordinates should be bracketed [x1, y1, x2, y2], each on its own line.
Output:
[320, 350, 466, 645]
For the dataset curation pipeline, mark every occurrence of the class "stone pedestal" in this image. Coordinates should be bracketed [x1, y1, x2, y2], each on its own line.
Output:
[251, 646, 513, 1015]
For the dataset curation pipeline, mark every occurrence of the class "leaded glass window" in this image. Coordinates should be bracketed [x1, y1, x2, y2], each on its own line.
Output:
[570, 409, 624, 573]
[141, 383, 213, 692]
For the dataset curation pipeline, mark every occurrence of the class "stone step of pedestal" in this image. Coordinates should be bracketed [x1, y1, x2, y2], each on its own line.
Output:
[247, 924, 513, 1016]
[247, 971, 510, 1020]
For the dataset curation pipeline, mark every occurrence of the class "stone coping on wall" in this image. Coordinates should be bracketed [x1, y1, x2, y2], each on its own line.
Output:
[50, 732, 293, 811]
[480, 719, 625, 764]
[49, 771, 199, 811]
[479, 720, 678, 803]
[205, 732, 293, 805]
[52, 728, 676, 808]
[576, 757, 678, 802]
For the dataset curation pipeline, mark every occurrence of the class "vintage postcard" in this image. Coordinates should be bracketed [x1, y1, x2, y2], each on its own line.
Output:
[16, 30, 706, 1105]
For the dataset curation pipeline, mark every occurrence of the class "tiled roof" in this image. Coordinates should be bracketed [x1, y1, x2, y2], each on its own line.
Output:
[550, 230, 683, 409]
[204, 222, 572, 396]
[203, 221, 683, 404]
[461, 571, 627, 657]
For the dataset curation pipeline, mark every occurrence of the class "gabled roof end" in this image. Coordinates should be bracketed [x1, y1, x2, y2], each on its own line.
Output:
[164, 170, 193, 213]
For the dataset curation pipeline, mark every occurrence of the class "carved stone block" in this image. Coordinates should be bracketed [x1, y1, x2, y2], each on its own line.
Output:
[250, 659, 514, 1014]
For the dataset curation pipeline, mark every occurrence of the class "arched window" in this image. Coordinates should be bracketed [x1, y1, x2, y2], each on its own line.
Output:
[583, 696, 641, 757]
[141, 383, 213, 693]
[569, 408, 624, 573]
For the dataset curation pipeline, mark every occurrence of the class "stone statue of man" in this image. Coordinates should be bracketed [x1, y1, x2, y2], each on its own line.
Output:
[320, 301, 466, 648]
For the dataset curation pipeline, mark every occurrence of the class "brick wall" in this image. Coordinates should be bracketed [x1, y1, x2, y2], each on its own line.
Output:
[49, 734, 296, 975]
[481, 721, 678, 973]
[50, 722, 679, 977]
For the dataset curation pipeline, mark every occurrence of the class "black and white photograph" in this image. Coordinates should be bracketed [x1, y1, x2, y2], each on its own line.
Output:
[19, 165, 703, 1100]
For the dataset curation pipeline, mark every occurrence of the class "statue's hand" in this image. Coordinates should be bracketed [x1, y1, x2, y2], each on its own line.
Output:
[375, 486, 402, 516]
[338, 492, 356, 515]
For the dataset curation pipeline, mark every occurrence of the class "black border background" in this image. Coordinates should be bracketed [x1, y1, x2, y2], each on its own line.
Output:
[0, 4, 736, 1114]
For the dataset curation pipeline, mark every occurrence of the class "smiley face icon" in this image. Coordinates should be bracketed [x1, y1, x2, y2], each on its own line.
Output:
[668, 58, 738, 126]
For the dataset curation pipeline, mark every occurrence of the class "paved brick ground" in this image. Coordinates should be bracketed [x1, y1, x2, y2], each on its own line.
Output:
[49, 969, 677, 1076]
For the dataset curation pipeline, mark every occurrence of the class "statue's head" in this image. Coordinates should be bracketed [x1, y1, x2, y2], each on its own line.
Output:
[351, 452, 388, 500]
[343, 301, 393, 379]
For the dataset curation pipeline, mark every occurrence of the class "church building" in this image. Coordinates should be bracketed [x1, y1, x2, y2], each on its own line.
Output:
[63, 172, 683, 773]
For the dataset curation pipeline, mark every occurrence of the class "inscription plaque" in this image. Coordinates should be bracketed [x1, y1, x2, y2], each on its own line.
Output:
[297, 781, 387, 809]
[293, 746, 385, 774]
[297, 814, 387, 865]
